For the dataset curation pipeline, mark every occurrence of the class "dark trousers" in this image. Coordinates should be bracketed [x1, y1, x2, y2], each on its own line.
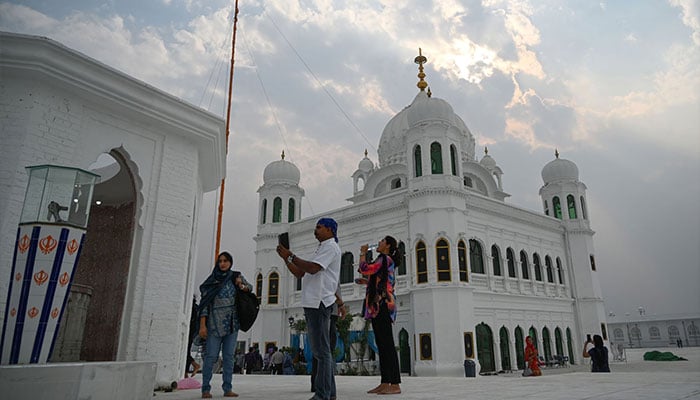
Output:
[311, 314, 338, 391]
[371, 303, 401, 384]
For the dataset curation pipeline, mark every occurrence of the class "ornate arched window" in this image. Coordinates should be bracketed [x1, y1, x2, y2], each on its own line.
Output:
[556, 257, 564, 284]
[552, 196, 562, 219]
[668, 325, 680, 340]
[340, 252, 354, 284]
[450, 144, 458, 175]
[542, 327, 552, 361]
[630, 326, 642, 341]
[566, 327, 575, 364]
[555, 327, 564, 356]
[430, 142, 443, 174]
[507, 248, 516, 277]
[520, 250, 529, 279]
[469, 239, 484, 274]
[416, 241, 427, 283]
[491, 245, 501, 276]
[649, 326, 661, 339]
[397, 241, 406, 275]
[288, 198, 295, 222]
[515, 326, 525, 369]
[567, 194, 577, 219]
[260, 199, 267, 224]
[267, 272, 279, 304]
[613, 328, 625, 342]
[545, 255, 554, 283]
[272, 197, 282, 223]
[544, 199, 549, 216]
[414, 145, 422, 177]
[436, 238, 451, 281]
[458, 240, 468, 282]
[533, 253, 542, 281]
[580, 195, 587, 219]
[255, 273, 263, 301]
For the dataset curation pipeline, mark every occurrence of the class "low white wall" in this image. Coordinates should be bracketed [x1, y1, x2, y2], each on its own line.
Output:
[0, 361, 157, 400]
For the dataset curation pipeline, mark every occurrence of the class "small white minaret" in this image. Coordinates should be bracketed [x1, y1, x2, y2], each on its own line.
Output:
[539, 149, 607, 350]
[251, 151, 304, 345]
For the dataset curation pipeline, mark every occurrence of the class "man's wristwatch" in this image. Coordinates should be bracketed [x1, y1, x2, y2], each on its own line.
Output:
[286, 254, 295, 264]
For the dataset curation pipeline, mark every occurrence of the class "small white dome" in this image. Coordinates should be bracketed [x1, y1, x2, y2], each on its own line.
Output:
[541, 153, 579, 184]
[263, 153, 300, 185]
[480, 151, 497, 169]
[358, 153, 374, 172]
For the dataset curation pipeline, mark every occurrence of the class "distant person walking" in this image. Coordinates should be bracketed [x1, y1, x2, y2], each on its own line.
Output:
[582, 334, 611, 372]
[524, 336, 542, 376]
[270, 347, 285, 375]
[198, 251, 253, 398]
[360, 236, 402, 395]
[277, 217, 341, 400]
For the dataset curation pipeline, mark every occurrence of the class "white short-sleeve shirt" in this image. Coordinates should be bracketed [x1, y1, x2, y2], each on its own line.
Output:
[301, 238, 341, 308]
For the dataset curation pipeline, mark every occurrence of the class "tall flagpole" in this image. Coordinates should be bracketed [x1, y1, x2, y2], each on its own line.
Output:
[215, 0, 239, 258]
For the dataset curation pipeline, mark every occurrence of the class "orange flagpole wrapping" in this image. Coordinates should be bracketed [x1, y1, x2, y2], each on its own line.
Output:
[215, 0, 239, 258]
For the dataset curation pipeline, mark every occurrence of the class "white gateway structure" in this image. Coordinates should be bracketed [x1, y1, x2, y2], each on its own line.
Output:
[244, 54, 608, 376]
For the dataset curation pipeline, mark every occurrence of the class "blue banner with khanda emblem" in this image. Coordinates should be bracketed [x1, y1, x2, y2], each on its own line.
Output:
[0, 224, 85, 364]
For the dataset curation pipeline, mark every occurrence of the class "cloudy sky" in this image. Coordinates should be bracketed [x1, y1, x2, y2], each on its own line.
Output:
[2, 0, 698, 320]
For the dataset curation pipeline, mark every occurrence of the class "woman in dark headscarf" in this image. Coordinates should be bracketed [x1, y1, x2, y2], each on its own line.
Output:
[583, 334, 611, 372]
[198, 252, 252, 398]
[359, 236, 402, 395]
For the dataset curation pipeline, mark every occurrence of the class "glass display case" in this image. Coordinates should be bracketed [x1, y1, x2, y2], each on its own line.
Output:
[19, 165, 100, 229]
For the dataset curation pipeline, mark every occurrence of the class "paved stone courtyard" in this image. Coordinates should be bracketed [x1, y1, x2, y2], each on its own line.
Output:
[155, 347, 700, 400]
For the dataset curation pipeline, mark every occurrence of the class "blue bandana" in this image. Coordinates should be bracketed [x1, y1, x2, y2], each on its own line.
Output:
[317, 217, 338, 242]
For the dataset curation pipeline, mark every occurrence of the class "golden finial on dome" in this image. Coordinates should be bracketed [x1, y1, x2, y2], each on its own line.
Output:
[555, 149, 559, 159]
[484, 146, 489, 155]
[364, 149, 368, 157]
[281, 150, 285, 160]
[414, 48, 428, 91]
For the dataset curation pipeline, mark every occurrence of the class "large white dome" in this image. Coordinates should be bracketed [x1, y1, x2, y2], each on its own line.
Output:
[263, 156, 300, 185]
[377, 91, 475, 167]
[541, 155, 579, 184]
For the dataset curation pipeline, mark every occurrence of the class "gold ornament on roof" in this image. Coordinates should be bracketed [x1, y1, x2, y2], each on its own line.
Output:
[281, 150, 285, 160]
[555, 149, 559, 159]
[485, 147, 489, 155]
[414, 48, 428, 91]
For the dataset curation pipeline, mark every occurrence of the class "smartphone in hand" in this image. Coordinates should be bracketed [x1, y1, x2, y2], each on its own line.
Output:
[586, 334, 592, 342]
[278, 232, 290, 249]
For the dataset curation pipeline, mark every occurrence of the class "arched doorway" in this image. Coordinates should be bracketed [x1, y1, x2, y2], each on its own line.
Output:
[499, 326, 511, 371]
[70, 150, 137, 361]
[566, 327, 575, 364]
[476, 323, 495, 372]
[529, 326, 538, 349]
[515, 326, 525, 370]
[399, 328, 411, 375]
[542, 326, 552, 361]
[555, 327, 564, 356]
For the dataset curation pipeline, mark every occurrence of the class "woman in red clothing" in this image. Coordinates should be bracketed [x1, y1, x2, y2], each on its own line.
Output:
[359, 236, 402, 395]
[524, 336, 542, 376]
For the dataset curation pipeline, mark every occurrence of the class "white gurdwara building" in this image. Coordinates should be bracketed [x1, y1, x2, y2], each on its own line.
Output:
[243, 55, 607, 376]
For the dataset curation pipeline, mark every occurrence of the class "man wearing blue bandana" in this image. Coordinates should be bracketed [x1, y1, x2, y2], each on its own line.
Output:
[277, 218, 341, 400]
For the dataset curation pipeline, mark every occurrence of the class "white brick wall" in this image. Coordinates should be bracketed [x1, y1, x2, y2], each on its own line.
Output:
[0, 33, 224, 387]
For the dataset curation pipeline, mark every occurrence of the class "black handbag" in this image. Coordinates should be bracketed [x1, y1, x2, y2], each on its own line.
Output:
[236, 285, 260, 332]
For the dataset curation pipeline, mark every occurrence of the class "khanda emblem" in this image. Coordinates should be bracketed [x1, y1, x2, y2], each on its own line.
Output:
[59, 272, 70, 287]
[18, 234, 30, 254]
[51, 308, 60, 319]
[66, 239, 79, 255]
[28, 307, 39, 319]
[39, 235, 58, 255]
[34, 270, 49, 286]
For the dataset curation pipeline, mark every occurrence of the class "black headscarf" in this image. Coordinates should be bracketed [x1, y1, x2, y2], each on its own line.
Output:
[198, 251, 237, 315]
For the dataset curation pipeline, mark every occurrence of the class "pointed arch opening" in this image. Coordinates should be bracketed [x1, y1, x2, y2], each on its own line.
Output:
[552, 196, 562, 219]
[476, 323, 495, 372]
[416, 241, 427, 284]
[256, 273, 263, 302]
[272, 197, 282, 223]
[458, 240, 468, 282]
[533, 253, 542, 281]
[430, 142, 443, 174]
[545, 255, 554, 283]
[414, 145, 422, 177]
[450, 144, 458, 176]
[520, 250, 530, 280]
[288, 198, 295, 222]
[260, 199, 267, 224]
[340, 252, 354, 284]
[491, 245, 502, 276]
[436, 238, 451, 282]
[542, 326, 552, 361]
[469, 239, 484, 274]
[268, 272, 279, 304]
[567, 194, 577, 219]
[515, 326, 525, 369]
[499, 326, 511, 371]
[506, 248, 516, 278]
[397, 241, 406, 275]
